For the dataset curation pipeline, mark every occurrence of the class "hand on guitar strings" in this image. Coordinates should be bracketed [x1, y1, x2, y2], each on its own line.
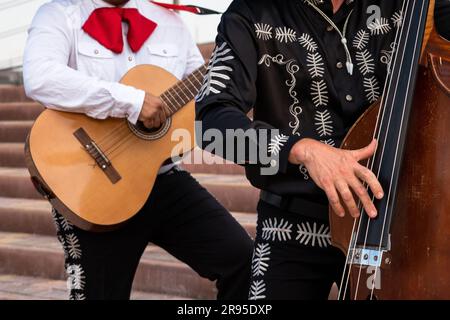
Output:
[289, 139, 384, 219]
[138, 92, 171, 129]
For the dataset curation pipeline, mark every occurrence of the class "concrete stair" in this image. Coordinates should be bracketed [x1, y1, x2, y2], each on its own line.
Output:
[0, 59, 259, 300]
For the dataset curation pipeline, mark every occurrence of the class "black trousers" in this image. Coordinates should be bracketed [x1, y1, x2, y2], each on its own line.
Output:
[249, 200, 346, 300]
[52, 168, 253, 300]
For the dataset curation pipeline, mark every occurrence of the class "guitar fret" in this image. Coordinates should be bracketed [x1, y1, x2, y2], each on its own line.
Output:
[166, 88, 183, 110]
[160, 92, 175, 114]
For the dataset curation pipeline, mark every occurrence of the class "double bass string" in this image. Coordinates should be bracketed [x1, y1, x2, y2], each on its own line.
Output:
[369, 0, 428, 300]
[338, 0, 410, 300]
[354, 0, 416, 299]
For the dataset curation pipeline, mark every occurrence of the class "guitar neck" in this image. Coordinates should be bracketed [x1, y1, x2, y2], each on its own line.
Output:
[160, 63, 208, 116]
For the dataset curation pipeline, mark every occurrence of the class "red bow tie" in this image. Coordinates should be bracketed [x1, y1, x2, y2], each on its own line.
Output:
[82, 7, 157, 54]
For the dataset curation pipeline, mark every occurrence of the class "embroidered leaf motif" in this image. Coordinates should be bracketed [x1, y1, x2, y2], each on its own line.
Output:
[268, 134, 289, 156]
[314, 110, 333, 137]
[65, 233, 82, 259]
[249, 280, 266, 300]
[353, 29, 370, 50]
[307, 52, 325, 78]
[66, 264, 86, 291]
[311, 80, 329, 107]
[364, 76, 380, 103]
[255, 23, 273, 40]
[59, 215, 73, 232]
[51, 209, 61, 233]
[70, 293, 86, 301]
[252, 243, 271, 277]
[368, 18, 391, 35]
[262, 218, 293, 242]
[321, 139, 336, 147]
[196, 42, 234, 102]
[296, 222, 332, 248]
[275, 27, 297, 43]
[391, 10, 403, 28]
[356, 49, 375, 75]
[299, 33, 318, 52]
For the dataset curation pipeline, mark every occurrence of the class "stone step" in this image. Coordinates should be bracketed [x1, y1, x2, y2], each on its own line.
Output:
[0, 121, 32, 143]
[0, 168, 259, 213]
[0, 143, 245, 174]
[0, 231, 216, 299]
[0, 102, 44, 121]
[0, 197, 256, 238]
[0, 143, 24, 167]
[0, 86, 30, 103]
[0, 274, 188, 300]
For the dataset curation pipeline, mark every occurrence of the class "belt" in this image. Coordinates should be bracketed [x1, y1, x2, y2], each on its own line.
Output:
[259, 190, 329, 220]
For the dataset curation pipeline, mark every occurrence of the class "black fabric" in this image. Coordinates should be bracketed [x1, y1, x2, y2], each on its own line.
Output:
[196, 0, 406, 219]
[53, 169, 253, 300]
[249, 200, 345, 300]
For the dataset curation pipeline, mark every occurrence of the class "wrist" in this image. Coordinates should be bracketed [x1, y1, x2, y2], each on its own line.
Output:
[289, 138, 315, 165]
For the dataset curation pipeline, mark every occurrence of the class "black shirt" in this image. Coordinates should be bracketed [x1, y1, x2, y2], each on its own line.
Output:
[195, 0, 421, 218]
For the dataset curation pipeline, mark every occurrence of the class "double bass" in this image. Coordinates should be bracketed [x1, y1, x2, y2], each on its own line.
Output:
[330, 0, 450, 299]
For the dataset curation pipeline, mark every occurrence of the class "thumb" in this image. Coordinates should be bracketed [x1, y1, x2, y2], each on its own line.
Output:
[351, 139, 377, 161]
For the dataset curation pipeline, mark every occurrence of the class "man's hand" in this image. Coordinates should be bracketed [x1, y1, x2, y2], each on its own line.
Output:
[289, 138, 384, 219]
[138, 92, 170, 128]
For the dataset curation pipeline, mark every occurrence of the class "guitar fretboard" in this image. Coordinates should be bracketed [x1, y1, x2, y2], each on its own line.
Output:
[160, 64, 207, 115]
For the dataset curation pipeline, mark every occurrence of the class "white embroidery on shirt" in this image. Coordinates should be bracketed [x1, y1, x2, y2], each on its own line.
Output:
[258, 54, 303, 136]
[353, 29, 370, 50]
[268, 134, 289, 156]
[363, 76, 381, 103]
[66, 264, 86, 291]
[275, 27, 297, 43]
[391, 10, 403, 28]
[356, 49, 375, 75]
[299, 33, 318, 52]
[321, 139, 336, 147]
[311, 79, 329, 107]
[368, 17, 391, 35]
[196, 42, 234, 102]
[314, 110, 334, 137]
[307, 52, 325, 78]
[255, 23, 273, 40]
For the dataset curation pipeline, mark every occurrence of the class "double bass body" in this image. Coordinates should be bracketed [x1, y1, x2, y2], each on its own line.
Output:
[329, 3, 450, 299]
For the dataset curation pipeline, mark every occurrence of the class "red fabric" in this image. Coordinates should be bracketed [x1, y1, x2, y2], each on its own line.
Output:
[82, 8, 158, 54]
[150, 1, 199, 14]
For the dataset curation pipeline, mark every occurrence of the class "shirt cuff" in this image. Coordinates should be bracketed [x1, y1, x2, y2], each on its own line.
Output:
[273, 135, 303, 174]
[126, 89, 145, 125]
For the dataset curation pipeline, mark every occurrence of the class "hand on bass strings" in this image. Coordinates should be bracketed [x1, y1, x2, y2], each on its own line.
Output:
[289, 138, 384, 219]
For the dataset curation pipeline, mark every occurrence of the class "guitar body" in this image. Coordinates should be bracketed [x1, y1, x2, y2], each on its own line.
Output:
[25, 65, 196, 231]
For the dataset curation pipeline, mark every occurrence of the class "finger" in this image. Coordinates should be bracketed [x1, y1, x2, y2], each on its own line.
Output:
[335, 180, 360, 218]
[350, 139, 377, 162]
[162, 101, 171, 117]
[355, 165, 384, 200]
[323, 184, 345, 218]
[159, 109, 167, 124]
[144, 119, 154, 129]
[348, 176, 377, 218]
[153, 112, 163, 129]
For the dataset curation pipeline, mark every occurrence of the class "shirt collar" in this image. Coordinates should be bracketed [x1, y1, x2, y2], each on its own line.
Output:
[92, 0, 135, 9]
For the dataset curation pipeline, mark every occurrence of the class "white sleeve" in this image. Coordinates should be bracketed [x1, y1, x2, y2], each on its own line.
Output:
[182, 27, 205, 78]
[22, 3, 145, 124]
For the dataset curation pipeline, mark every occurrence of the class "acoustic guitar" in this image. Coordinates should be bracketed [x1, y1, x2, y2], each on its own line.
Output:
[25, 64, 207, 231]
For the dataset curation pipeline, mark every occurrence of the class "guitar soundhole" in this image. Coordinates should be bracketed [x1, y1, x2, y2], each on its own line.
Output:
[127, 118, 172, 141]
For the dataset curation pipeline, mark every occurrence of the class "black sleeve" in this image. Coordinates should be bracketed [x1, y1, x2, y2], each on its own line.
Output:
[195, 0, 301, 174]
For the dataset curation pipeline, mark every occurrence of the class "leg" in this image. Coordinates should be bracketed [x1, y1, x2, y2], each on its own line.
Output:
[52, 208, 151, 300]
[146, 170, 254, 300]
[248, 201, 345, 300]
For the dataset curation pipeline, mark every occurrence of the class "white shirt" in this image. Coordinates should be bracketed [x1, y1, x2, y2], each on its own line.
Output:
[23, 0, 204, 125]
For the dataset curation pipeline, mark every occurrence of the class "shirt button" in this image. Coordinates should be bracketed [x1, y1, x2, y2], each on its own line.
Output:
[270, 159, 277, 167]
[163, 49, 168, 54]
[94, 49, 99, 55]
[128, 56, 133, 62]
[346, 95, 353, 102]
[327, 25, 334, 32]
[336, 62, 344, 69]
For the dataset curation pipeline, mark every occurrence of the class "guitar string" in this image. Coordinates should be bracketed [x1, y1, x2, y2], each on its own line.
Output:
[338, 0, 409, 300]
[352, 0, 417, 299]
[369, 0, 427, 300]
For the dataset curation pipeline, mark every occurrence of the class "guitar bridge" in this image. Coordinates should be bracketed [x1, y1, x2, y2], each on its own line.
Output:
[74, 128, 121, 184]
